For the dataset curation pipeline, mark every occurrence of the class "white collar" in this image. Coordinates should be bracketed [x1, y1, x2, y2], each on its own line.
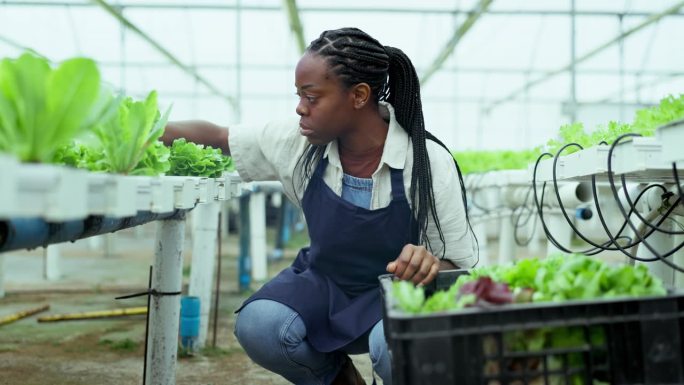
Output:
[324, 101, 408, 172]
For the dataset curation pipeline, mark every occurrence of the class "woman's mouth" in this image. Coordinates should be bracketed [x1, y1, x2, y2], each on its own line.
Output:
[299, 125, 315, 136]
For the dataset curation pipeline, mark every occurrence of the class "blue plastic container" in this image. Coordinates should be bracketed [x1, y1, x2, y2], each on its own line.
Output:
[180, 296, 200, 352]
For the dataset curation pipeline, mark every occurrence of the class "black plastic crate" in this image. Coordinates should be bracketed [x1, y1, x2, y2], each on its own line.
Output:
[380, 270, 684, 385]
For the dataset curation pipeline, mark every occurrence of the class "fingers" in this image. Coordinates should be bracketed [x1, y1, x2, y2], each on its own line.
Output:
[388, 244, 440, 286]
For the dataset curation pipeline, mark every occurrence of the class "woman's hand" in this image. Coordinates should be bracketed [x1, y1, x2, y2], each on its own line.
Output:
[386, 244, 440, 286]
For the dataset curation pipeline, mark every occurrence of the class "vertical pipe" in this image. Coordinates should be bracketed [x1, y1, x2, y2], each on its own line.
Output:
[637, 219, 675, 288]
[472, 222, 489, 266]
[188, 202, 220, 348]
[674, 231, 684, 289]
[528, 216, 545, 258]
[104, 233, 116, 258]
[235, 0, 242, 121]
[546, 212, 574, 257]
[249, 192, 267, 281]
[0, 253, 5, 298]
[43, 244, 61, 281]
[618, 14, 625, 122]
[146, 218, 186, 385]
[498, 215, 515, 264]
[119, 4, 126, 94]
[212, 211, 222, 348]
[238, 194, 251, 292]
[569, 0, 577, 122]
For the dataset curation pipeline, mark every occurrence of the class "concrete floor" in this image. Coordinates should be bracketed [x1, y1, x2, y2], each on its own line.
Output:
[0, 224, 379, 385]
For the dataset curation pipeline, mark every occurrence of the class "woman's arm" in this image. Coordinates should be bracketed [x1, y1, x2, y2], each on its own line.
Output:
[161, 120, 230, 155]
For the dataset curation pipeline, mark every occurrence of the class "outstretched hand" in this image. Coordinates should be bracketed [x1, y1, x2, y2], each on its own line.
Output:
[386, 244, 440, 286]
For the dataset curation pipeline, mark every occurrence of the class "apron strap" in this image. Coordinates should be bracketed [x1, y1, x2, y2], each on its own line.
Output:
[389, 167, 406, 201]
[313, 156, 329, 179]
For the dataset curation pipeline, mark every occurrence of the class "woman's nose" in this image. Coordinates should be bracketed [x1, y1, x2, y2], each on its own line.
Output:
[296, 101, 308, 117]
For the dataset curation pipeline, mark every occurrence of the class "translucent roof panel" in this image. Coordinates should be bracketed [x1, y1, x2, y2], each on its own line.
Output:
[1, 0, 683, 151]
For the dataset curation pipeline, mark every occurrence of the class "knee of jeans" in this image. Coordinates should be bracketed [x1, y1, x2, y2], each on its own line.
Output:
[369, 322, 388, 366]
[234, 301, 305, 356]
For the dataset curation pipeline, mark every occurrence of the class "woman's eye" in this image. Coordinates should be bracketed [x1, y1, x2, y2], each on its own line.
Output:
[294, 92, 316, 103]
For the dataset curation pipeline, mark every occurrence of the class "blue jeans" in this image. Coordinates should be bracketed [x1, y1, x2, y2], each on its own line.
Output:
[234, 299, 392, 385]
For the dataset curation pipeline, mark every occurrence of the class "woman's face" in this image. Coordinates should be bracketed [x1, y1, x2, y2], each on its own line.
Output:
[294, 52, 356, 146]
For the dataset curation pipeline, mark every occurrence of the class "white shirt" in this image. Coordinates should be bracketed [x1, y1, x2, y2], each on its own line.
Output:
[230, 102, 476, 267]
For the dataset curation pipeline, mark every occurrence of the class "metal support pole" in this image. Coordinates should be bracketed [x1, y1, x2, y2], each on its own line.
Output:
[146, 217, 186, 385]
[43, 244, 61, 281]
[249, 192, 267, 281]
[188, 202, 220, 349]
[238, 195, 251, 292]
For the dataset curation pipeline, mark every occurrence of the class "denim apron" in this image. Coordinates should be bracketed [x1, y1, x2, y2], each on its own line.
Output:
[239, 156, 418, 352]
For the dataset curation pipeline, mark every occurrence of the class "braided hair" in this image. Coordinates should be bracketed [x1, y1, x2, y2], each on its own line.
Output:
[294, 27, 472, 259]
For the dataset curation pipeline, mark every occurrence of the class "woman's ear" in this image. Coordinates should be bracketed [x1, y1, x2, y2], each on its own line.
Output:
[351, 83, 371, 110]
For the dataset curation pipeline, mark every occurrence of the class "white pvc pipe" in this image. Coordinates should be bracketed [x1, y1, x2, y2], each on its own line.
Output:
[87, 235, 102, 250]
[498, 215, 515, 264]
[220, 202, 230, 238]
[147, 218, 186, 385]
[636, 218, 674, 288]
[249, 192, 268, 281]
[43, 244, 61, 281]
[188, 201, 220, 348]
[545, 212, 574, 257]
[103, 233, 116, 258]
[528, 216, 545, 258]
[674, 232, 684, 289]
[0, 253, 5, 298]
[472, 222, 489, 266]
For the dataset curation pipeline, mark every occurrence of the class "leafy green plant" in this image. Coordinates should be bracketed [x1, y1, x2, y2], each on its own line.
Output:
[392, 254, 666, 315]
[131, 140, 171, 176]
[52, 141, 107, 171]
[93, 91, 171, 174]
[0, 53, 107, 162]
[545, 94, 684, 155]
[453, 149, 540, 174]
[168, 138, 234, 178]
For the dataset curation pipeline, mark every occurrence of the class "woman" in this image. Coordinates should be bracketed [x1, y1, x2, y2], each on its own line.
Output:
[163, 27, 475, 385]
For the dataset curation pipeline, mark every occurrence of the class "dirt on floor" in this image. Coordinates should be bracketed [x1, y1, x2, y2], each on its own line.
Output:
[0, 225, 377, 385]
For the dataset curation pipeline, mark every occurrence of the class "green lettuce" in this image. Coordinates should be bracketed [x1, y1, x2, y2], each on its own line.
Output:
[0, 53, 103, 162]
[93, 91, 171, 174]
[168, 138, 234, 178]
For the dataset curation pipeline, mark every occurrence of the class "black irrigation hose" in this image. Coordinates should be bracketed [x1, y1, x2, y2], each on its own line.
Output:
[606, 134, 684, 272]
[589, 175, 675, 262]
[533, 150, 629, 254]
[533, 147, 672, 256]
[467, 171, 507, 213]
[532, 152, 576, 254]
[549, 143, 658, 253]
[512, 186, 537, 247]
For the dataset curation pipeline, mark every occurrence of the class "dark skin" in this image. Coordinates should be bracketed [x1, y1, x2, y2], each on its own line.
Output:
[161, 52, 455, 285]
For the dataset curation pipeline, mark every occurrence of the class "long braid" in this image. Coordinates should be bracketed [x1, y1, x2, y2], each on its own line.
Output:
[295, 27, 464, 258]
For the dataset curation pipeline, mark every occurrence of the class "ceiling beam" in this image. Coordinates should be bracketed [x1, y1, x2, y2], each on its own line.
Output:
[483, 0, 684, 114]
[89, 0, 238, 110]
[420, 0, 494, 85]
[282, 0, 306, 55]
[3, 1, 684, 17]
